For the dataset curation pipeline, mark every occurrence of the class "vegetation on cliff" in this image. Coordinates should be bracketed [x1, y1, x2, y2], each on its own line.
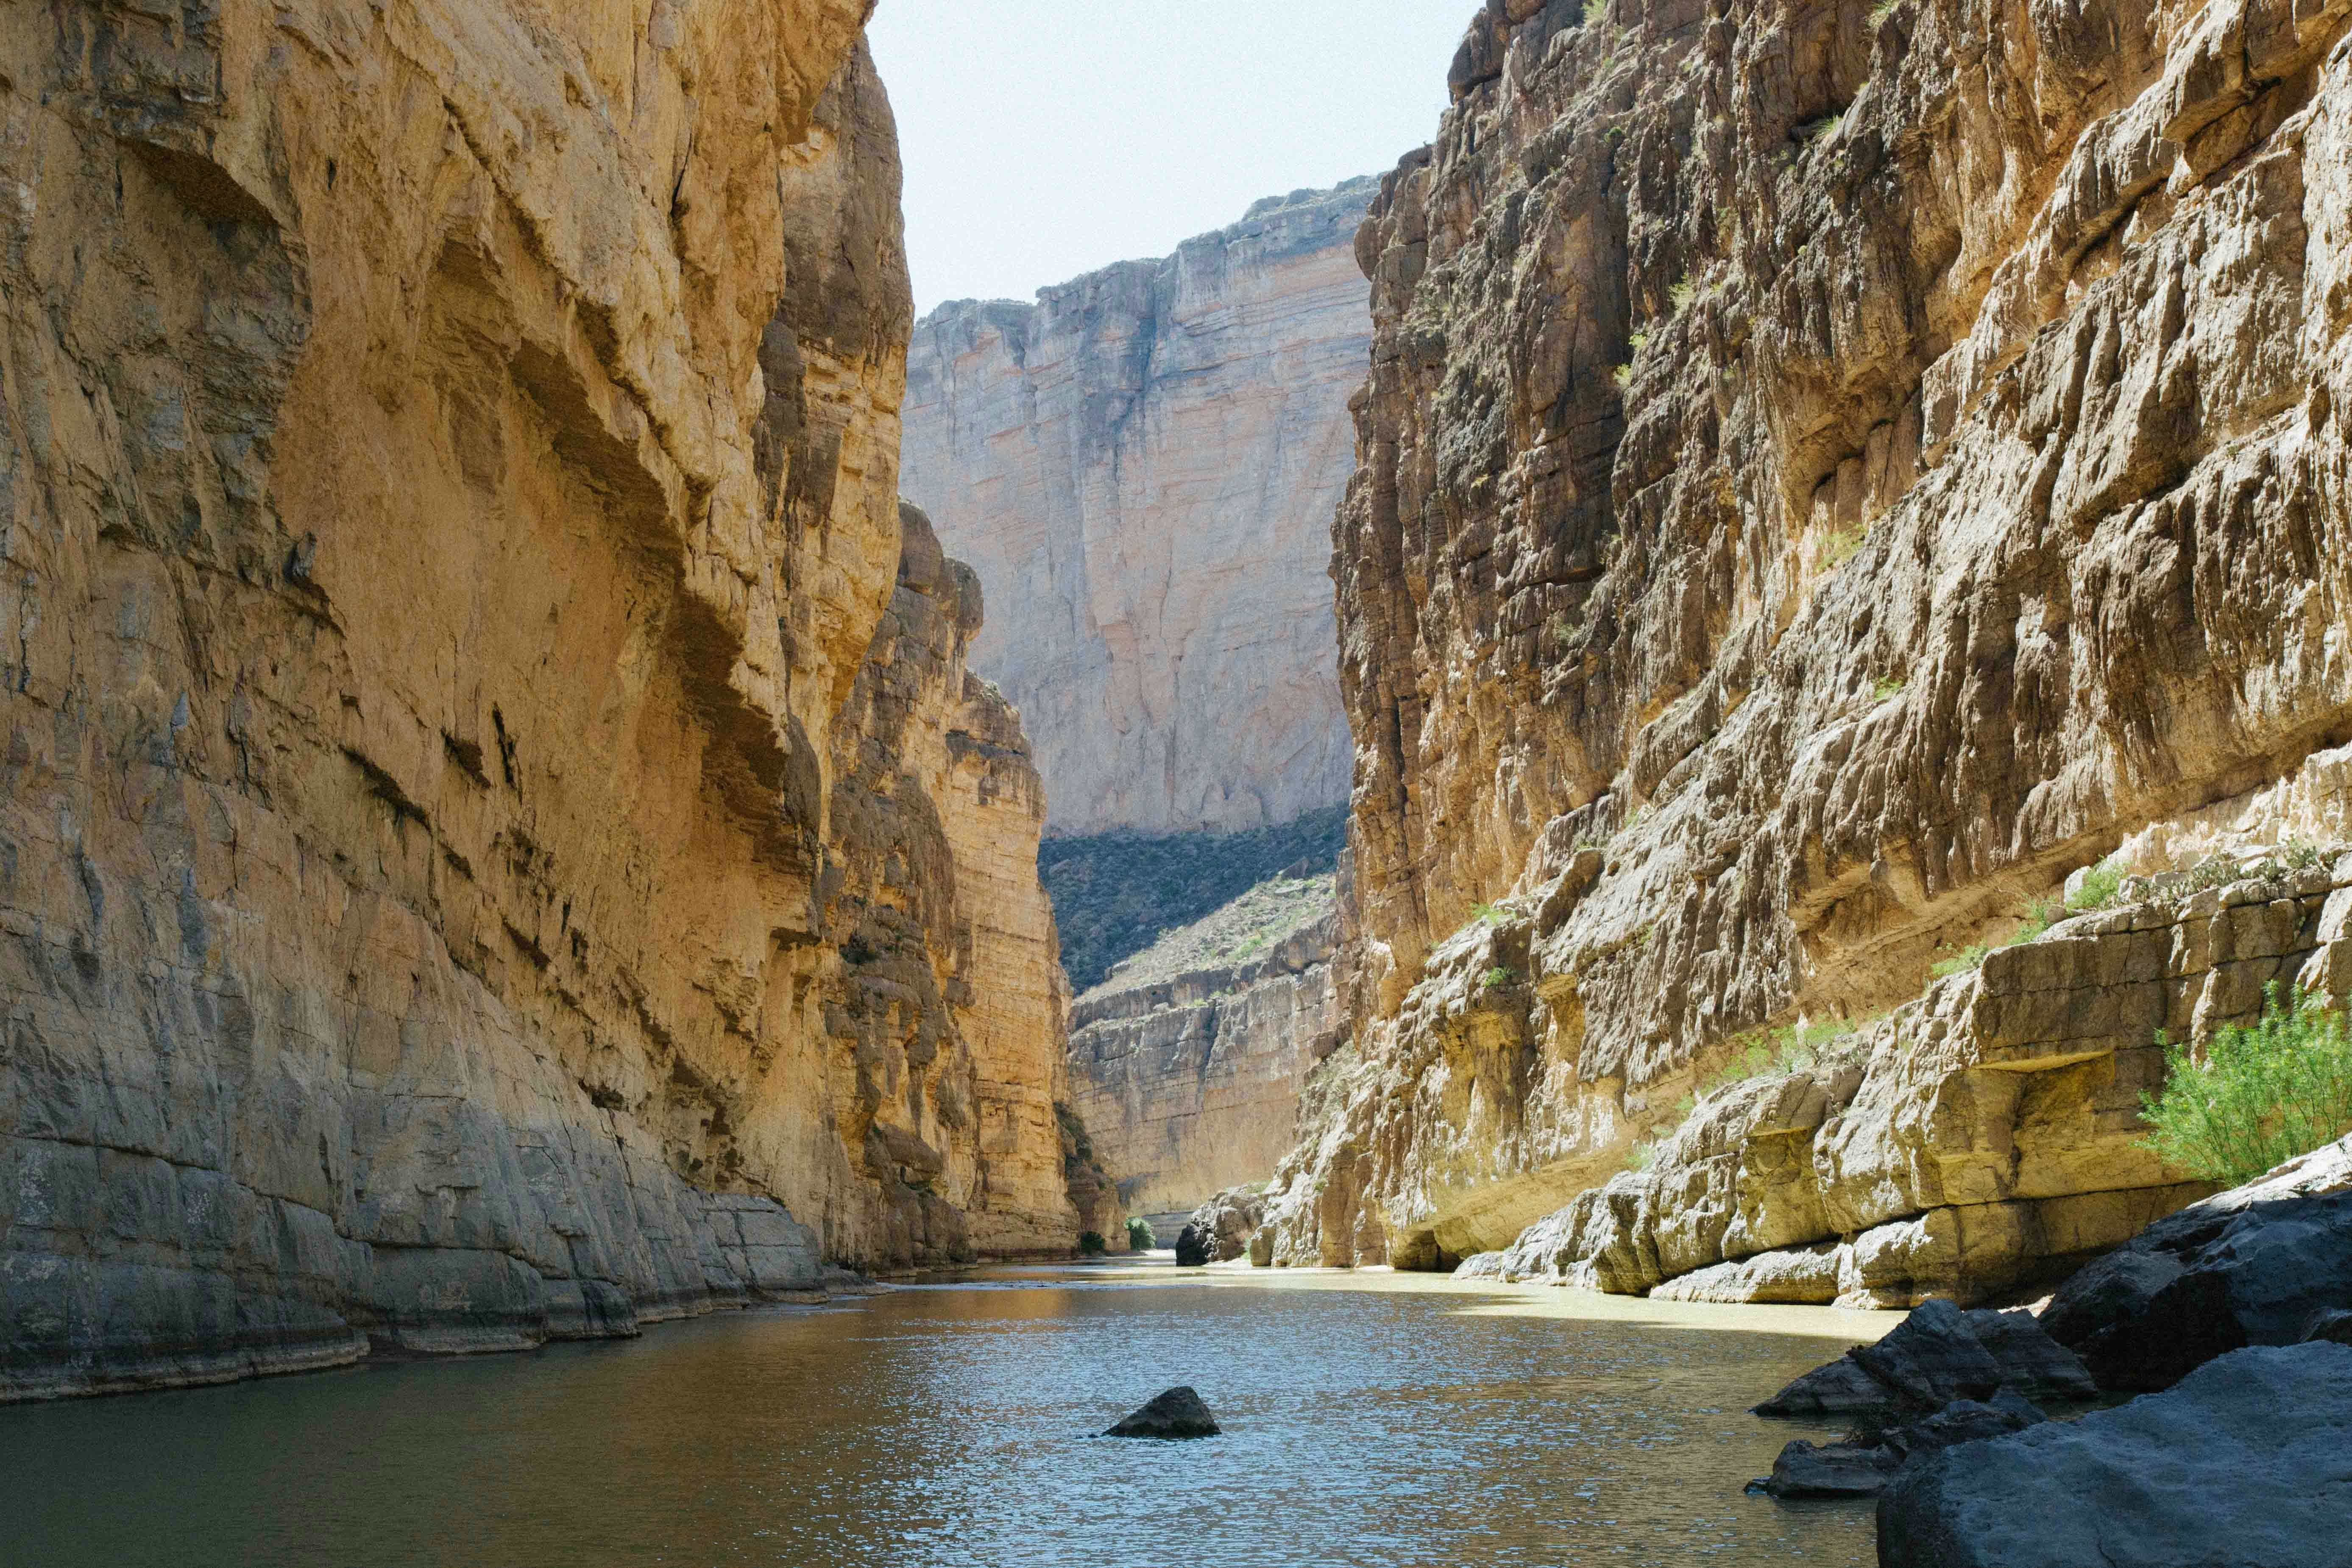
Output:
[1042, 807, 1346, 991]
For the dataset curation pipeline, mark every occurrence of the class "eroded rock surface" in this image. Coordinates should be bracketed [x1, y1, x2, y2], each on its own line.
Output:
[1260, 0, 2352, 1276]
[901, 182, 1375, 837]
[1065, 897, 1340, 1228]
[2041, 1129, 2352, 1389]
[1876, 1343, 2352, 1568]
[0, 4, 1086, 1400]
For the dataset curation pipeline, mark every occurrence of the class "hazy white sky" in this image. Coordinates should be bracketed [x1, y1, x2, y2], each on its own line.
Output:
[866, 0, 1470, 316]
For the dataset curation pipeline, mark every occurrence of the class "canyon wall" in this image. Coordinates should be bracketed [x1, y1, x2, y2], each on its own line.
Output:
[900, 181, 1375, 838]
[1258, 0, 2352, 1279]
[1065, 903, 1341, 1231]
[0, 2, 1083, 1402]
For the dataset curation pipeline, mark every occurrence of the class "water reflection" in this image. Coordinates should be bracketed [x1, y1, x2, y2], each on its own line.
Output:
[0, 1262, 1888, 1567]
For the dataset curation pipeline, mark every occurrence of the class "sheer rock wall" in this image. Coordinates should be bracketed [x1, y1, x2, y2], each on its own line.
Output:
[1260, 0, 2352, 1273]
[900, 181, 1376, 838]
[0, 3, 1079, 1402]
[1064, 913, 1340, 1227]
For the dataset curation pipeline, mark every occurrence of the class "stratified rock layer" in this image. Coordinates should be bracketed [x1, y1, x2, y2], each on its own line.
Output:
[901, 181, 1375, 837]
[0, 4, 1082, 1401]
[1263, 0, 2352, 1273]
[1065, 906, 1339, 1226]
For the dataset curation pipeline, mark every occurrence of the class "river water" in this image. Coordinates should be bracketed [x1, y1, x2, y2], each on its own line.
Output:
[1, 1260, 1895, 1567]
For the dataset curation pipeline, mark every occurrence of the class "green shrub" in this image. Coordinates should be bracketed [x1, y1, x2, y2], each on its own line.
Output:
[1125, 1217, 1156, 1251]
[1482, 966, 1519, 991]
[2070, 858, 2126, 912]
[1873, 677, 1906, 702]
[1624, 1139, 1658, 1172]
[2141, 984, 2352, 1186]
[1694, 1016, 1863, 1100]
[1077, 1231, 1107, 1256]
[1930, 944, 1989, 979]
[1611, 362, 1633, 390]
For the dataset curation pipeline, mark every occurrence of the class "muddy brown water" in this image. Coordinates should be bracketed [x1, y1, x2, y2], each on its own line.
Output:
[0, 1260, 1898, 1567]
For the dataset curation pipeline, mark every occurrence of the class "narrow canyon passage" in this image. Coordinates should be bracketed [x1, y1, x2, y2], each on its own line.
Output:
[6, 0, 2352, 1564]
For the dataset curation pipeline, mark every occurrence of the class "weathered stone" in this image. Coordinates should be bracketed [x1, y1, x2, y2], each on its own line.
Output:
[1877, 1344, 2352, 1567]
[902, 183, 1375, 838]
[2042, 1133, 2352, 1390]
[1250, 0, 2352, 1304]
[1104, 1385, 1221, 1439]
[1065, 905, 1339, 1224]
[0, 7, 1094, 1400]
[1173, 1223, 1215, 1269]
[1756, 1300, 2094, 1418]
[1756, 1393, 2045, 1500]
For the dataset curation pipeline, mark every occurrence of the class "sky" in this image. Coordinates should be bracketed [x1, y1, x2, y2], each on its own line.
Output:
[866, 0, 1471, 317]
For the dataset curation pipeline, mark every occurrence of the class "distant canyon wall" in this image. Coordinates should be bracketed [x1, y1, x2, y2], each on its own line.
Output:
[1065, 913, 1342, 1226]
[1256, 0, 2352, 1285]
[0, 2, 1083, 1402]
[900, 181, 1374, 838]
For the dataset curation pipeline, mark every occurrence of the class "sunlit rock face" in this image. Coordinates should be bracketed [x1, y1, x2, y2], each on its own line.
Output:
[1255, 0, 2352, 1279]
[900, 181, 1375, 838]
[0, 3, 1084, 1401]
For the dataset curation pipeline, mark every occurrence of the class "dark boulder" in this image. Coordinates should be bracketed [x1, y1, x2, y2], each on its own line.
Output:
[1104, 1385, 1220, 1438]
[1877, 1343, 2352, 1566]
[1173, 1222, 1214, 1267]
[2041, 1134, 2352, 1391]
[1755, 1299, 2094, 1418]
[1753, 1392, 2045, 1499]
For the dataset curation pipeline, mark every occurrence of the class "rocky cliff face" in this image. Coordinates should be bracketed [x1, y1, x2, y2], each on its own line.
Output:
[0, 2, 1082, 1402]
[900, 181, 1376, 837]
[1065, 900, 1341, 1229]
[1261, 0, 2352, 1276]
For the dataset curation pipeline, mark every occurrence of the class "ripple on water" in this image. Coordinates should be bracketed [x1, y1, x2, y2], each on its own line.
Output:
[0, 1263, 1889, 1567]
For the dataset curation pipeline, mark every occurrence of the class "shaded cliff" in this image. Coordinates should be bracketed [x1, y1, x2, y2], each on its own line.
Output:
[0, 3, 1084, 1402]
[900, 181, 1375, 837]
[1260, 0, 2352, 1281]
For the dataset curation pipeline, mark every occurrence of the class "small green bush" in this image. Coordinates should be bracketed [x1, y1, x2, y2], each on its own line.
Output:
[1611, 363, 1633, 390]
[1669, 278, 1695, 312]
[2070, 858, 2126, 912]
[1930, 944, 1989, 979]
[1873, 677, 1906, 702]
[1483, 966, 1519, 991]
[1077, 1231, 1107, 1256]
[1125, 1217, 1156, 1251]
[1624, 1139, 1658, 1172]
[1694, 1016, 1862, 1100]
[2141, 983, 2352, 1186]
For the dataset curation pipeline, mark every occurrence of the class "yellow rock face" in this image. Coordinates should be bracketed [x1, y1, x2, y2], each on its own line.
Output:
[0, 3, 1079, 1400]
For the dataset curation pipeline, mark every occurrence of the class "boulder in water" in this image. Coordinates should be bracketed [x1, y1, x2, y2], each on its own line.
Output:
[2040, 1132, 2352, 1391]
[1753, 1391, 2046, 1499]
[1755, 1298, 2095, 1418]
[1104, 1386, 1221, 1438]
[1173, 1222, 1214, 1267]
[1877, 1343, 2352, 1565]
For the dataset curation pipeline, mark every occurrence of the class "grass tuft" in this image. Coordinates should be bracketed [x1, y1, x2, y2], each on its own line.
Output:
[1483, 965, 1520, 992]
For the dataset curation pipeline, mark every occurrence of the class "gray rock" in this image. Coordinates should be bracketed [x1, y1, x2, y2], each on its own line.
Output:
[1104, 1385, 1221, 1438]
[1877, 1343, 2352, 1566]
[1756, 1300, 2093, 1417]
[1755, 1393, 2046, 1499]
[2042, 1134, 2352, 1390]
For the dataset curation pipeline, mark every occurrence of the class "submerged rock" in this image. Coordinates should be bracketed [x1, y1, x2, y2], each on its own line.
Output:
[1877, 1344, 2352, 1566]
[1755, 1300, 2094, 1418]
[2041, 1133, 2352, 1391]
[1104, 1386, 1221, 1438]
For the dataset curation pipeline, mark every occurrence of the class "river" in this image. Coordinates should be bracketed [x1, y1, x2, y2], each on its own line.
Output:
[0, 1259, 1895, 1567]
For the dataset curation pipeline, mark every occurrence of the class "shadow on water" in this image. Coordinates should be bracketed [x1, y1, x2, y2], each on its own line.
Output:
[0, 1264, 1887, 1567]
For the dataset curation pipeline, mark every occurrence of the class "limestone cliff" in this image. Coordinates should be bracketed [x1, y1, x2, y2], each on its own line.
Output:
[1260, 0, 2352, 1283]
[1064, 880, 1341, 1231]
[900, 181, 1375, 837]
[0, 3, 1081, 1402]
